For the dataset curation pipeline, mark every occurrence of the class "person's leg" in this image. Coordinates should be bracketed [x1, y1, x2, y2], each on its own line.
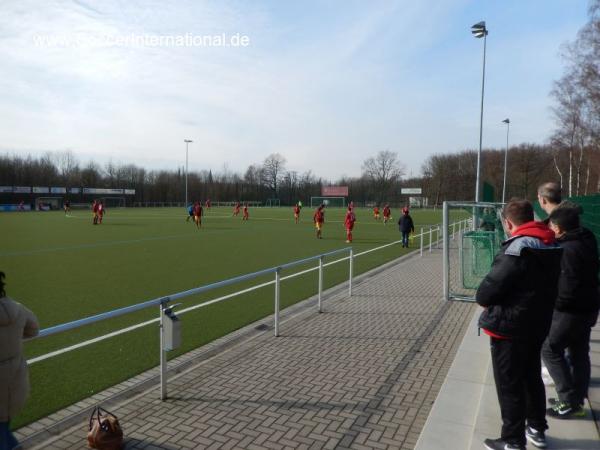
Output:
[524, 338, 548, 432]
[569, 318, 593, 405]
[541, 312, 577, 404]
[490, 338, 527, 447]
[0, 421, 19, 450]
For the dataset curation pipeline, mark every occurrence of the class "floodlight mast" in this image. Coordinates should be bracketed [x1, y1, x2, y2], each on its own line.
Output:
[184, 139, 193, 206]
[472, 21, 488, 204]
[502, 118, 510, 203]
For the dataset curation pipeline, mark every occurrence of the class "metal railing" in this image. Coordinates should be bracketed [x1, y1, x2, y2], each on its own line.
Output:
[27, 217, 467, 400]
[29, 247, 352, 400]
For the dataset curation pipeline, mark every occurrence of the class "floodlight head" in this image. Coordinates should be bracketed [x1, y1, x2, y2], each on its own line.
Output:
[471, 21, 488, 38]
[502, 118, 510, 124]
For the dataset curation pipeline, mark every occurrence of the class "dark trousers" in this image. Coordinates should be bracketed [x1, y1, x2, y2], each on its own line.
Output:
[401, 231, 410, 247]
[490, 337, 547, 446]
[0, 421, 18, 450]
[541, 310, 596, 406]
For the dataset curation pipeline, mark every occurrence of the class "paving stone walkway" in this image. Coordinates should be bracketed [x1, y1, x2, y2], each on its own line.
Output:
[26, 250, 475, 450]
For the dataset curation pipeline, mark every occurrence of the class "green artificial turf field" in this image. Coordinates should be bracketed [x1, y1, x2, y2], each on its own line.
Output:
[0, 206, 451, 427]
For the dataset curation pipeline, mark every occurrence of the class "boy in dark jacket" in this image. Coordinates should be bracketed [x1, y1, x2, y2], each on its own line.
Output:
[397, 209, 414, 248]
[542, 206, 599, 418]
[476, 199, 562, 450]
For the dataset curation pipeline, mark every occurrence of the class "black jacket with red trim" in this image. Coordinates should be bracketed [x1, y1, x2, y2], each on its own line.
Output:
[476, 221, 562, 340]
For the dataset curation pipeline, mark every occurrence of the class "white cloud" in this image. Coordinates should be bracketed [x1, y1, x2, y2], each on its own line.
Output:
[0, 0, 588, 179]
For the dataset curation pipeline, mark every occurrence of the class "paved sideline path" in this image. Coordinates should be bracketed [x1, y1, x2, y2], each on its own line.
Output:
[30, 250, 474, 450]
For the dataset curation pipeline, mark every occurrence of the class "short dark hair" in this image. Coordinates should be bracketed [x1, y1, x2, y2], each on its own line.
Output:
[549, 206, 580, 232]
[537, 182, 562, 204]
[502, 198, 534, 226]
[0, 272, 5, 298]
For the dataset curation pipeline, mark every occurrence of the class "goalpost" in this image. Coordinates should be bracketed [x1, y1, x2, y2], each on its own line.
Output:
[35, 197, 63, 211]
[310, 196, 346, 208]
[442, 201, 506, 302]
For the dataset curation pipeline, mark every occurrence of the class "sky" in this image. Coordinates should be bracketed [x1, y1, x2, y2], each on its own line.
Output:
[0, 0, 589, 180]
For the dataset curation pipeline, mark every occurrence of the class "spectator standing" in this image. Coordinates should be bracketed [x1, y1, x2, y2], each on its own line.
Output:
[537, 182, 562, 216]
[476, 199, 562, 450]
[397, 208, 414, 248]
[0, 272, 39, 450]
[542, 206, 600, 418]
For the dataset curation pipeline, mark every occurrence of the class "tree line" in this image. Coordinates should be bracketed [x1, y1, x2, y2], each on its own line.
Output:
[0, 150, 408, 206]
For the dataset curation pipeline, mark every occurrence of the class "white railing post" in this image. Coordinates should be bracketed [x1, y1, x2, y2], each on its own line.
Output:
[159, 301, 167, 401]
[458, 229, 464, 287]
[318, 256, 324, 313]
[429, 226, 433, 253]
[274, 268, 281, 337]
[443, 202, 449, 301]
[420, 227, 424, 257]
[348, 248, 354, 297]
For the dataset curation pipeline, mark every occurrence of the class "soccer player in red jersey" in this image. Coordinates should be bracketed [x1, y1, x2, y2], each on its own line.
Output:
[242, 204, 249, 221]
[97, 201, 106, 224]
[373, 206, 380, 220]
[233, 201, 241, 216]
[344, 206, 356, 243]
[383, 204, 391, 225]
[313, 204, 325, 239]
[193, 201, 203, 228]
[92, 200, 99, 225]
[293, 203, 300, 224]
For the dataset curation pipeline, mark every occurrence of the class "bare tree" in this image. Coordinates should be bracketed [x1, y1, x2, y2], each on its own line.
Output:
[261, 153, 286, 197]
[362, 150, 405, 203]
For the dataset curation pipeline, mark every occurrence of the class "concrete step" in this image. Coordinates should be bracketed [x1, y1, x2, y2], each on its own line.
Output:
[416, 307, 600, 450]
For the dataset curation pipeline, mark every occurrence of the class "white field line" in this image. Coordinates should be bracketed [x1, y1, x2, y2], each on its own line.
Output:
[26, 222, 458, 365]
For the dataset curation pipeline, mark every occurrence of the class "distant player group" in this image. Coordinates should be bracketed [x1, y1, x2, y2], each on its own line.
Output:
[86, 197, 414, 244]
[90, 200, 106, 225]
[185, 199, 250, 229]
[181, 199, 414, 244]
[311, 201, 414, 245]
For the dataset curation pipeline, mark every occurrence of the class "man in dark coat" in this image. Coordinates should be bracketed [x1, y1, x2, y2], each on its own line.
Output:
[542, 206, 599, 418]
[476, 199, 562, 450]
[397, 208, 414, 248]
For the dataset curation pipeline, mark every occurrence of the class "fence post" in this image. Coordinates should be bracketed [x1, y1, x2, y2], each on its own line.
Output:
[318, 256, 324, 313]
[420, 227, 424, 257]
[348, 248, 354, 297]
[274, 268, 281, 337]
[159, 300, 167, 401]
[429, 226, 433, 253]
[458, 230, 464, 288]
[443, 202, 449, 301]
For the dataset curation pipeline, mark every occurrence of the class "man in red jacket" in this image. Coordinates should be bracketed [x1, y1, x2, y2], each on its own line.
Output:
[476, 199, 562, 450]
